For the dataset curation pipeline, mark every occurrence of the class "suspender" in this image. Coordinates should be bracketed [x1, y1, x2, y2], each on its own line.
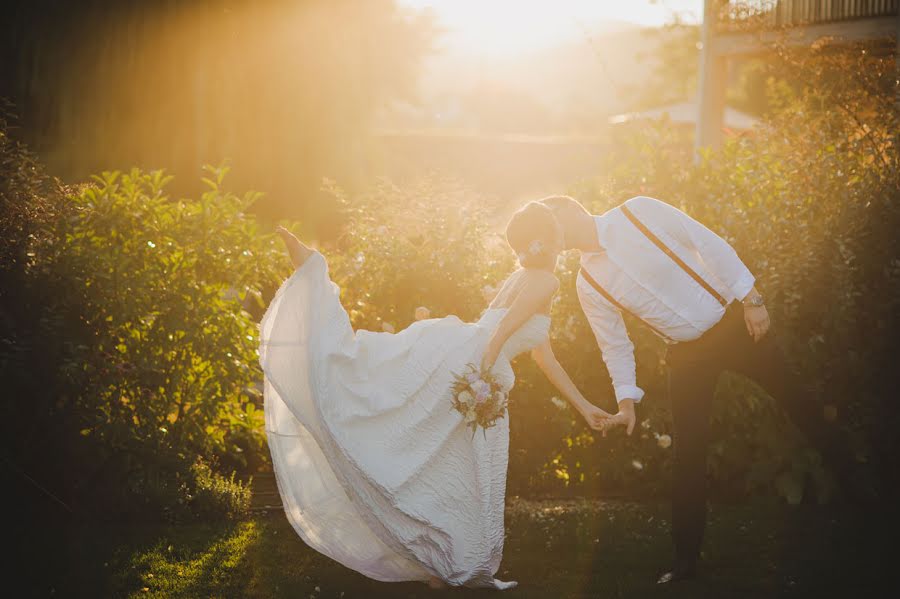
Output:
[579, 203, 728, 339]
[579, 266, 673, 342]
[620, 205, 727, 306]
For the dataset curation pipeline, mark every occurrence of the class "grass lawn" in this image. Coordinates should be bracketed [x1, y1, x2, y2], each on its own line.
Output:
[19, 498, 898, 598]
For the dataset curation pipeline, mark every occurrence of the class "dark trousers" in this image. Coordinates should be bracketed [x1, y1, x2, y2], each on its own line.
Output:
[665, 302, 841, 565]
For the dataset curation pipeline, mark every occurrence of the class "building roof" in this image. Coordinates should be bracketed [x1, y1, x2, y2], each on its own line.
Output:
[609, 100, 760, 130]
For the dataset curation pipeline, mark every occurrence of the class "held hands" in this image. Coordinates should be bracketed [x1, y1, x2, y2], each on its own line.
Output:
[605, 399, 636, 437]
[602, 411, 636, 437]
[579, 400, 635, 437]
[579, 403, 613, 432]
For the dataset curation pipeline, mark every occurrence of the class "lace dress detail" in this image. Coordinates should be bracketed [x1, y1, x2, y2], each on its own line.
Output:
[260, 252, 549, 589]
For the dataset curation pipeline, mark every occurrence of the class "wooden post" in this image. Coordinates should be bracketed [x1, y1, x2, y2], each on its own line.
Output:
[896, 8, 900, 116]
[695, 0, 728, 160]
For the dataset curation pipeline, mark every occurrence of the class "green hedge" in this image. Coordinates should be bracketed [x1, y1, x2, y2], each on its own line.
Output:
[2, 141, 288, 519]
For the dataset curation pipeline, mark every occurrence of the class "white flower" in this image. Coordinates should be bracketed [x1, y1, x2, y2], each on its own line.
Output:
[656, 433, 672, 449]
[471, 379, 490, 394]
[381, 321, 395, 333]
[528, 240, 543, 255]
[631, 459, 644, 471]
[550, 396, 567, 410]
[458, 390, 475, 407]
[414, 306, 431, 321]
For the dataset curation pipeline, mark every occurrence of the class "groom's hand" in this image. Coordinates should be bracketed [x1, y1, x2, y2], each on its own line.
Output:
[615, 399, 636, 436]
[743, 304, 770, 342]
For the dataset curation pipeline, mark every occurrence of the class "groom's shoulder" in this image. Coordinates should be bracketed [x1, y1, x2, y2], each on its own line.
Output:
[622, 195, 665, 210]
[622, 196, 684, 222]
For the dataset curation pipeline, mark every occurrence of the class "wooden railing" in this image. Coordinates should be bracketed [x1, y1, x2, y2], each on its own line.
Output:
[717, 0, 899, 31]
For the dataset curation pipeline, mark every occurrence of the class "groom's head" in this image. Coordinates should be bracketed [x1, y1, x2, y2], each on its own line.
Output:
[537, 195, 590, 250]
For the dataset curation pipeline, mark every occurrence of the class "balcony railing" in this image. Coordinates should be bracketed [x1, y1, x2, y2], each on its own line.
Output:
[716, 0, 899, 32]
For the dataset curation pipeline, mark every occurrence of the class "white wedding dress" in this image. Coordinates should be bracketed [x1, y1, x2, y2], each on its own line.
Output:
[259, 251, 549, 589]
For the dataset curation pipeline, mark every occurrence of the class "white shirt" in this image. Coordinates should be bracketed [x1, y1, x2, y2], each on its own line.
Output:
[576, 196, 756, 404]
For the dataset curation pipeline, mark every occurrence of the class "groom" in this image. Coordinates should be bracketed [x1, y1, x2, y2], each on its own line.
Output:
[538, 194, 849, 584]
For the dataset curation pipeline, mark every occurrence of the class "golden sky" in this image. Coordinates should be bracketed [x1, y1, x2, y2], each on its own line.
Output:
[399, 0, 702, 55]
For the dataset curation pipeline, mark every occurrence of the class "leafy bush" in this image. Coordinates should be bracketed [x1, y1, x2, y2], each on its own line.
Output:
[182, 457, 252, 522]
[55, 167, 274, 456]
[2, 146, 287, 519]
[323, 176, 513, 332]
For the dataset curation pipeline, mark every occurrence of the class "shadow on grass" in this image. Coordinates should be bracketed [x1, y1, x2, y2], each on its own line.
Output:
[22, 498, 900, 598]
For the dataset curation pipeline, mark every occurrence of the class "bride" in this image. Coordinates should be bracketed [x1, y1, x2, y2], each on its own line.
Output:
[260, 201, 615, 590]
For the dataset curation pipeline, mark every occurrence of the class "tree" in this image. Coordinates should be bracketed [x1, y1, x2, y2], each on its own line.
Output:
[0, 0, 435, 231]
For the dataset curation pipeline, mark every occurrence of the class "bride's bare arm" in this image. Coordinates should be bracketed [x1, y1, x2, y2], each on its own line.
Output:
[480, 270, 557, 373]
[276, 226, 313, 269]
[531, 340, 613, 432]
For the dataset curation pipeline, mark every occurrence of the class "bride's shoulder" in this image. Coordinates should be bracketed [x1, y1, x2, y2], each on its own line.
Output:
[520, 268, 559, 296]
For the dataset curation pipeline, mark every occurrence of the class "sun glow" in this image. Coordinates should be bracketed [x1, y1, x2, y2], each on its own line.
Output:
[400, 0, 702, 55]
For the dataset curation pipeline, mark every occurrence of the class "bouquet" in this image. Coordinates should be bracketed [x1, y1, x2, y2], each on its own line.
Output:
[450, 364, 508, 439]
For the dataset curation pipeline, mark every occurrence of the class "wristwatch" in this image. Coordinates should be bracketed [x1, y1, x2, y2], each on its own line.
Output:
[742, 293, 765, 308]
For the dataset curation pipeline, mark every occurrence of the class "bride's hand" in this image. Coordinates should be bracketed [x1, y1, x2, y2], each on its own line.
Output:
[276, 225, 297, 244]
[480, 345, 500, 375]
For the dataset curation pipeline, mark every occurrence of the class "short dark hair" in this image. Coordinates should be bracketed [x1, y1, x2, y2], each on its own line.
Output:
[538, 195, 588, 213]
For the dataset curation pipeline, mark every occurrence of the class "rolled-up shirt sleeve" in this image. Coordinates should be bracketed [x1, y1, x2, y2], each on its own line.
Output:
[576, 274, 645, 403]
[633, 196, 756, 302]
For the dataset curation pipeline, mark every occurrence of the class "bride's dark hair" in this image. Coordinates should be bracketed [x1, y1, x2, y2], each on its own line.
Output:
[505, 202, 559, 271]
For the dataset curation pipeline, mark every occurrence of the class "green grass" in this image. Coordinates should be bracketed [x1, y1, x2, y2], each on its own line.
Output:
[21, 498, 898, 598]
